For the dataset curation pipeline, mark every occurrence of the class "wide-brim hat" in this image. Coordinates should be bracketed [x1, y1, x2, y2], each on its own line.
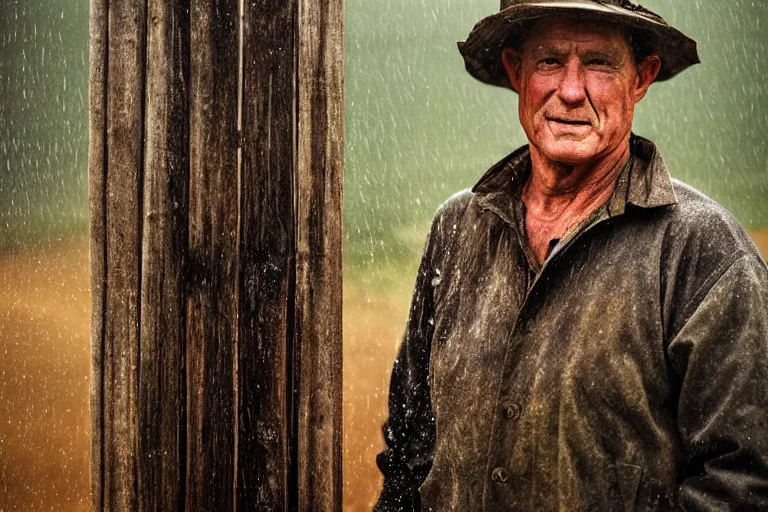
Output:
[458, 0, 700, 89]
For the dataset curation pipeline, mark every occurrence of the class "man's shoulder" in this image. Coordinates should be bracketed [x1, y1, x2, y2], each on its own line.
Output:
[435, 189, 475, 218]
[659, 179, 765, 268]
[669, 180, 754, 243]
[421, 189, 484, 247]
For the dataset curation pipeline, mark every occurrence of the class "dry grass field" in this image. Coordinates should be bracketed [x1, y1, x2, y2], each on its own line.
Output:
[0, 231, 766, 510]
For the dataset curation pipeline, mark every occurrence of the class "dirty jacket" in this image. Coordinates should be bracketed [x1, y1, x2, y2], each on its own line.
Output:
[375, 135, 768, 511]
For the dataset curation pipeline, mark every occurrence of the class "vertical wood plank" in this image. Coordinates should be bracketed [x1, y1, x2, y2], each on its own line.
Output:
[92, 1, 346, 508]
[102, 0, 147, 509]
[187, 0, 240, 508]
[295, 0, 344, 509]
[88, 0, 108, 509]
[138, 0, 189, 509]
[237, 0, 296, 508]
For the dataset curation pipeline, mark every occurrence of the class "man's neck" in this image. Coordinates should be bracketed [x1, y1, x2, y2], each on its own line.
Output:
[522, 141, 630, 264]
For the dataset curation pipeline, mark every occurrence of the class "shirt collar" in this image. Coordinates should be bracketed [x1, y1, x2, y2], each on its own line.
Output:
[471, 134, 678, 223]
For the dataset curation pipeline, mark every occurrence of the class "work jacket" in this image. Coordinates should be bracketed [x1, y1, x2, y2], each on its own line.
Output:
[375, 135, 768, 511]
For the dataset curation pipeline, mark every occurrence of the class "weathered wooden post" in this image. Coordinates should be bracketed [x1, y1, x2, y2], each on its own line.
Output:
[88, 0, 343, 509]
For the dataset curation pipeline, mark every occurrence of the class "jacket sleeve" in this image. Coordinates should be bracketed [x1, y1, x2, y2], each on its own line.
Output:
[667, 251, 768, 510]
[374, 218, 441, 512]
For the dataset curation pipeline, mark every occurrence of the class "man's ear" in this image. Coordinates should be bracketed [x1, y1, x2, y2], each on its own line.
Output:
[501, 47, 523, 93]
[633, 54, 661, 103]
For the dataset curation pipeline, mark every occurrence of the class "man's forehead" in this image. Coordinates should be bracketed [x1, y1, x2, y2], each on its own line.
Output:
[522, 16, 631, 54]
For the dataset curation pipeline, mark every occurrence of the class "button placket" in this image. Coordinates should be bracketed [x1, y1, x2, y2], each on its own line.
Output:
[480, 256, 534, 507]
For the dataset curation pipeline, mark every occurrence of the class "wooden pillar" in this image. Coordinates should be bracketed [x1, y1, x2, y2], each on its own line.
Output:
[88, 0, 343, 509]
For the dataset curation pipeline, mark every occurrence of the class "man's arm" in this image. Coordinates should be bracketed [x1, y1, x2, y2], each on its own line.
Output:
[374, 219, 442, 512]
[667, 251, 768, 510]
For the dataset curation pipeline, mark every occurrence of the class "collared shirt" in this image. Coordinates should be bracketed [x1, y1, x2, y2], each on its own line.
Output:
[375, 135, 768, 511]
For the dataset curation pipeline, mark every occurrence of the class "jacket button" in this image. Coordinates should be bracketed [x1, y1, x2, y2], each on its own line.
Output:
[502, 402, 521, 420]
[491, 467, 510, 484]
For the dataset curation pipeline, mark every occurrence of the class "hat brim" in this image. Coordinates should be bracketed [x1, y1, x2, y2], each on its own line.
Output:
[458, 0, 700, 89]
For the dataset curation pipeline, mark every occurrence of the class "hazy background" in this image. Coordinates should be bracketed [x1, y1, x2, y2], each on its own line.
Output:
[0, 0, 765, 510]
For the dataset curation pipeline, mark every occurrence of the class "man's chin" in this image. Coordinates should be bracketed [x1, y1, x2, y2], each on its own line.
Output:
[537, 141, 598, 166]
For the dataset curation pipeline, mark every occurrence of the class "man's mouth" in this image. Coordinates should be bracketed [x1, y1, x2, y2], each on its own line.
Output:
[548, 117, 591, 126]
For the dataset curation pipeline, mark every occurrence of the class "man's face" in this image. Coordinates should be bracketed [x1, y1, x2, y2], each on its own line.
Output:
[501, 18, 658, 166]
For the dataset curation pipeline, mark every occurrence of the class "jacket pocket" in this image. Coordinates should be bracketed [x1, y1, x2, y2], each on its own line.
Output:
[616, 462, 643, 512]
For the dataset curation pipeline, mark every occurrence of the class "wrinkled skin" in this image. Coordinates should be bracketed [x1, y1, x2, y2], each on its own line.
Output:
[501, 17, 660, 169]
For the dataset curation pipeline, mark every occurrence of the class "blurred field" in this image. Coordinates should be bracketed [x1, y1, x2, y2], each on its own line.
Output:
[343, 271, 414, 512]
[0, 239, 90, 511]
[1, 231, 766, 511]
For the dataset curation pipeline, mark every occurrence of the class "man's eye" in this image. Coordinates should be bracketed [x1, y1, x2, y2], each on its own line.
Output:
[587, 58, 611, 67]
[538, 58, 560, 66]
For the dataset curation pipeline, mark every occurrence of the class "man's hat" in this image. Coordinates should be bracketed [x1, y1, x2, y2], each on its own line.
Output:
[458, 0, 700, 89]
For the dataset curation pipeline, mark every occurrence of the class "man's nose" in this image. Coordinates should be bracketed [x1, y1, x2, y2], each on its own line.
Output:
[557, 60, 587, 105]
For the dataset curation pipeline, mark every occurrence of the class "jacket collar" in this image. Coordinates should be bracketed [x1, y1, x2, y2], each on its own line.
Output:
[472, 134, 678, 224]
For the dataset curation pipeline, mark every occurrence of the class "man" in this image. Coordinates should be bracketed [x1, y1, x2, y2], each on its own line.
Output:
[375, 1, 768, 510]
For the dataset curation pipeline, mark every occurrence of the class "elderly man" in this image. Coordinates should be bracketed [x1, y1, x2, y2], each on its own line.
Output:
[374, 1, 768, 510]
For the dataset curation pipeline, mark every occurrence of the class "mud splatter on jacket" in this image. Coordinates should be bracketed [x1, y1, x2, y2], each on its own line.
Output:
[375, 136, 768, 511]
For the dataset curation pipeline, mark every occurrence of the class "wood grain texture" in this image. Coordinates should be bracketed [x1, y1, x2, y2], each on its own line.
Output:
[186, 0, 239, 508]
[237, 0, 296, 508]
[295, 0, 344, 509]
[103, 0, 147, 509]
[87, 0, 107, 509]
[138, 0, 190, 509]
[90, 1, 345, 509]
